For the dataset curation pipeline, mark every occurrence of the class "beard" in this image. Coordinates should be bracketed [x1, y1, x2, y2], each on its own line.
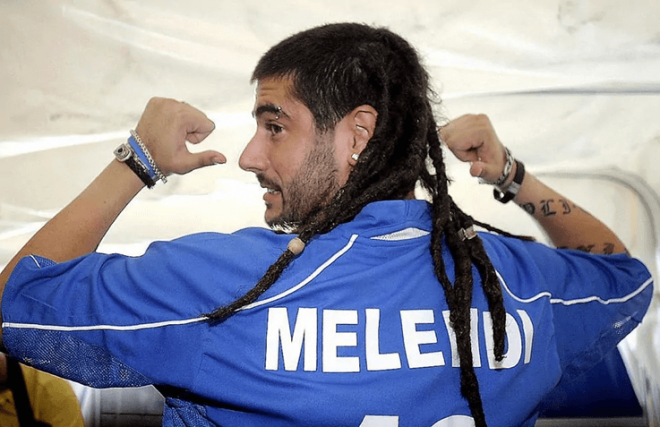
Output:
[265, 137, 341, 232]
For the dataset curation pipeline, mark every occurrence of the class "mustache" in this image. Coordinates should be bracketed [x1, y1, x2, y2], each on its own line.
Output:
[257, 174, 281, 191]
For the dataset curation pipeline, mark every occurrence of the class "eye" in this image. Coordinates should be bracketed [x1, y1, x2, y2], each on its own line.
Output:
[266, 123, 284, 137]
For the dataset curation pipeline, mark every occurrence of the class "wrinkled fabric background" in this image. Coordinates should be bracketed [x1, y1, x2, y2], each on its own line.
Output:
[1, 1, 658, 424]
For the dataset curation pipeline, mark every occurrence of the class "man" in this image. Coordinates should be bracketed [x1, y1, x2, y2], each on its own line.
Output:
[0, 23, 653, 427]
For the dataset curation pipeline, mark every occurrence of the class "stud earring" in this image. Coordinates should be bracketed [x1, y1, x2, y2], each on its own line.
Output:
[351, 153, 359, 161]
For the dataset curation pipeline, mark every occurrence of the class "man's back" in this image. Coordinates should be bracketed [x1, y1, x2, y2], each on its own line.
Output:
[3, 200, 652, 426]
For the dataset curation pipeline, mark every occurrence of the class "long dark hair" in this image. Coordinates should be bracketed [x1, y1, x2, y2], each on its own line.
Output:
[206, 23, 510, 427]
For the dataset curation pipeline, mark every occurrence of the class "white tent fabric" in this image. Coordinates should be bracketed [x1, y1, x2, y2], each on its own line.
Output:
[1, 0, 659, 425]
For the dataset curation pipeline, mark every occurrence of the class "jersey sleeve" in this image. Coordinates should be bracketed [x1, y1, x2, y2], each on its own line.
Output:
[481, 234, 654, 378]
[1, 229, 285, 390]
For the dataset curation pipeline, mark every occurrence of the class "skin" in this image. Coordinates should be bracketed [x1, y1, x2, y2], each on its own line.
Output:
[441, 113, 627, 254]
[0, 101, 626, 350]
[0, 98, 222, 348]
[239, 76, 376, 228]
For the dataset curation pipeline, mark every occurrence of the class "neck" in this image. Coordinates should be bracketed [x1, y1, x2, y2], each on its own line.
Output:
[404, 189, 416, 200]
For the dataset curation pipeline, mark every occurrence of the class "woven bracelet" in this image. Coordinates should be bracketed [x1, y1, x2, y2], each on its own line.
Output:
[113, 143, 157, 189]
[129, 130, 167, 184]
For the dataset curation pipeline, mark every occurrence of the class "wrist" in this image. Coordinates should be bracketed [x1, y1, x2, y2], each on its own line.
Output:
[114, 130, 167, 189]
[129, 130, 167, 184]
[497, 161, 517, 192]
[479, 147, 514, 187]
[493, 159, 525, 204]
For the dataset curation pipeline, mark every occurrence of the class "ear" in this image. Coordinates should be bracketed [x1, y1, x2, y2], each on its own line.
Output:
[347, 105, 378, 165]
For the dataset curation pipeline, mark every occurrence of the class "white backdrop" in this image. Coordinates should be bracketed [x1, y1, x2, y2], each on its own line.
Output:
[1, 0, 659, 424]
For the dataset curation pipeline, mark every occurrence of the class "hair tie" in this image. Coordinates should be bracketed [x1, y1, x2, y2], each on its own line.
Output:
[287, 237, 306, 255]
[458, 225, 477, 241]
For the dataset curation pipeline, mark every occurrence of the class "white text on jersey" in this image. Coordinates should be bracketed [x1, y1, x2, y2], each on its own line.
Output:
[265, 308, 534, 372]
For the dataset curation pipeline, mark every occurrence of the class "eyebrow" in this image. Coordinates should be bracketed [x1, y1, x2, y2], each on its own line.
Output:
[253, 104, 290, 120]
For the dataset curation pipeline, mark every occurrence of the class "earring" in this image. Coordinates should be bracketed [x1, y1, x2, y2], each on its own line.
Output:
[351, 153, 359, 161]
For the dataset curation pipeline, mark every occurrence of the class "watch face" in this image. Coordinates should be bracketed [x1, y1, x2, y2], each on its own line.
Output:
[114, 143, 132, 162]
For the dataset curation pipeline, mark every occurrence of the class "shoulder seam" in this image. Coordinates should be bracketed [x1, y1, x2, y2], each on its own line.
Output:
[29, 254, 42, 268]
[3, 317, 207, 332]
[496, 270, 653, 306]
[238, 234, 359, 311]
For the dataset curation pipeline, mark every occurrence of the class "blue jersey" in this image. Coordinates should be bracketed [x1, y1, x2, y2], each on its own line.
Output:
[2, 200, 653, 427]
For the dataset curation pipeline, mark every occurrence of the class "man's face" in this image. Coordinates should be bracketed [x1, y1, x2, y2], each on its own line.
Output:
[239, 77, 351, 229]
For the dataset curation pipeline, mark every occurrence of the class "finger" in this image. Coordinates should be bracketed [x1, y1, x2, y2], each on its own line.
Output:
[437, 123, 449, 140]
[439, 120, 485, 162]
[472, 160, 504, 180]
[440, 114, 474, 142]
[187, 126, 215, 144]
[455, 148, 482, 163]
[212, 152, 227, 165]
[469, 161, 485, 178]
[437, 122, 456, 148]
[444, 137, 483, 163]
[175, 150, 227, 174]
[180, 107, 216, 144]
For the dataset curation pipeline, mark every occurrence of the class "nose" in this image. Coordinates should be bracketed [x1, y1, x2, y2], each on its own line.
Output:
[239, 132, 268, 173]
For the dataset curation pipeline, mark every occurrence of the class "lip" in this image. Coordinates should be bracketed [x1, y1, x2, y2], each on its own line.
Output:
[261, 184, 281, 204]
[263, 188, 280, 199]
[258, 176, 281, 195]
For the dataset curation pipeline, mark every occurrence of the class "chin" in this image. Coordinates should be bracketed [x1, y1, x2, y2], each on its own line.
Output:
[264, 211, 283, 229]
[264, 208, 280, 226]
[265, 212, 301, 234]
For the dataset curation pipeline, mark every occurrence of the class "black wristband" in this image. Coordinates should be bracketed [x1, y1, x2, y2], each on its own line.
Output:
[114, 143, 157, 189]
[493, 159, 525, 204]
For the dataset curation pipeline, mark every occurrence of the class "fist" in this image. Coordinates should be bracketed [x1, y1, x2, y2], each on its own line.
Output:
[135, 97, 225, 176]
[440, 114, 508, 183]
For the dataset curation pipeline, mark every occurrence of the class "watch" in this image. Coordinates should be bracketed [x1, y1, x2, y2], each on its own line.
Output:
[493, 159, 525, 204]
[114, 143, 156, 188]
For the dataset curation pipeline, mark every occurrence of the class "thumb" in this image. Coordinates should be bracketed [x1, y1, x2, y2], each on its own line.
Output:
[469, 161, 486, 179]
[176, 150, 227, 174]
[186, 119, 216, 144]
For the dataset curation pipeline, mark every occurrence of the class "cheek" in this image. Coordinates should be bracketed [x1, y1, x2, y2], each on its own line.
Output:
[273, 150, 307, 184]
[334, 150, 352, 187]
[329, 128, 355, 186]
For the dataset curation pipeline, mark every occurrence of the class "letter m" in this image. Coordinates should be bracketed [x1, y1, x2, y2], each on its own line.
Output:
[265, 307, 317, 371]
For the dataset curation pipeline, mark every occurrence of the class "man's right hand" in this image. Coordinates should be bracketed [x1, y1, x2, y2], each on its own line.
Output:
[135, 97, 226, 177]
[0, 98, 228, 341]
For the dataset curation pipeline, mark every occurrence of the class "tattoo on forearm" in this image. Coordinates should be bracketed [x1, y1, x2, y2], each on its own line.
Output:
[576, 244, 595, 253]
[560, 242, 618, 254]
[521, 203, 535, 215]
[523, 199, 582, 217]
[559, 199, 572, 215]
[540, 199, 557, 217]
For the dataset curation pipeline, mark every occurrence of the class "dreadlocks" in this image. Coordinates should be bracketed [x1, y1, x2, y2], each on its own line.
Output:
[205, 23, 509, 427]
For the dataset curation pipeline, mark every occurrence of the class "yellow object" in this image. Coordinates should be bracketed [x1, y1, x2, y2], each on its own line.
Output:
[0, 364, 84, 427]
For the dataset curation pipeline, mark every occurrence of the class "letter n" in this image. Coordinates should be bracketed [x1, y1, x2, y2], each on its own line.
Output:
[265, 307, 317, 371]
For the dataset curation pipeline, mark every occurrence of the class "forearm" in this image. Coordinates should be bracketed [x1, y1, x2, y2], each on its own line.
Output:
[512, 168, 627, 254]
[0, 97, 220, 293]
[0, 160, 144, 295]
[0, 98, 220, 350]
[442, 114, 628, 255]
